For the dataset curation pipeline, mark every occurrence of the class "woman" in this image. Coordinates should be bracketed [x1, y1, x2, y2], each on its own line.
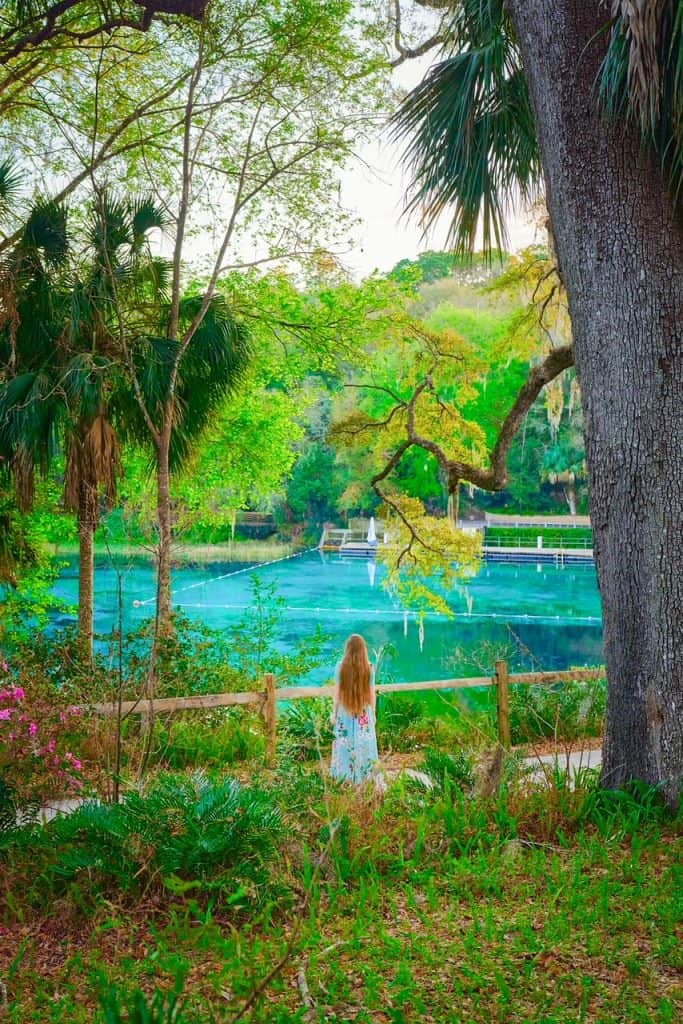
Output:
[330, 633, 379, 784]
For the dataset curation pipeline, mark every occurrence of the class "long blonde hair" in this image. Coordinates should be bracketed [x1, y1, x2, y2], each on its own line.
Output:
[338, 634, 372, 716]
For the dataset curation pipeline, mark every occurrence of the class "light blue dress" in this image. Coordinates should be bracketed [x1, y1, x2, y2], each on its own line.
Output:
[330, 665, 379, 784]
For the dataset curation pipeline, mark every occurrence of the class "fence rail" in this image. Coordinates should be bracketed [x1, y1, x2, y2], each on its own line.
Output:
[92, 663, 605, 763]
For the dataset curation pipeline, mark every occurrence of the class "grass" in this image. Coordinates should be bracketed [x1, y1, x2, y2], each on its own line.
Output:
[1, 754, 681, 1024]
[45, 539, 299, 563]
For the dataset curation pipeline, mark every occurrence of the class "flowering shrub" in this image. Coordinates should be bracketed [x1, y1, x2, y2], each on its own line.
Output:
[0, 658, 84, 804]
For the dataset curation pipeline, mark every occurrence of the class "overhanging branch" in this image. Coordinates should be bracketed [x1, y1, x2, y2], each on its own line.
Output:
[374, 343, 575, 498]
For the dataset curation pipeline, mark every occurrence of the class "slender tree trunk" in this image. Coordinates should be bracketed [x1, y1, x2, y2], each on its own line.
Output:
[155, 428, 173, 629]
[508, 0, 683, 805]
[447, 482, 460, 526]
[77, 488, 95, 659]
[564, 481, 577, 517]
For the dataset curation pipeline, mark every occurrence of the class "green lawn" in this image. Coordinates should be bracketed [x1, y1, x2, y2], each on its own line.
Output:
[1, 759, 681, 1023]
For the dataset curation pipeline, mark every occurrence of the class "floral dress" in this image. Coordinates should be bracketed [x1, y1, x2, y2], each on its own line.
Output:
[330, 668, 379, 784]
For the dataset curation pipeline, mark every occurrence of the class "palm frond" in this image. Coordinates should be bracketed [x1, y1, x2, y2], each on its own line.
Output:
[392, 0, 541, 256]
[130, 195, 168, 248]
[600, 1, 683, 202]
[21, 199, 69, 267]
[0, 157, 22, 220]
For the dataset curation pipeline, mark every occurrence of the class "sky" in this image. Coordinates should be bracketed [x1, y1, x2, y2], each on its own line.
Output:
[333, 45, 541, 280]
[338, 135, 541, 279]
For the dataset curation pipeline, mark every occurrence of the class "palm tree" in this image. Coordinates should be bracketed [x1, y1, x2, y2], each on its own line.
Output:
[392, 2, 683, 804]
[78, 191, 250, 634]
[0, 187, 167, 654]
[1, 182, 249, 652]
[130, 293, 251, 628]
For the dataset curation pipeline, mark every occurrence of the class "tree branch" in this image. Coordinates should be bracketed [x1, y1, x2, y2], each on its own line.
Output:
[390, 0, 449, 69]
[371, 344, 575, 500]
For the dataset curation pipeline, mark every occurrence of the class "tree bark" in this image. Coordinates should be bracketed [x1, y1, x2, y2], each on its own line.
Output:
[155, 429, 173, 629]
[508, 0, 683, 805]
[77, 487, 95, 659]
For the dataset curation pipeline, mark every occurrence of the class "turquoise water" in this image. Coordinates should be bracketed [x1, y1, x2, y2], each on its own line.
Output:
[53, 551, 603, 685]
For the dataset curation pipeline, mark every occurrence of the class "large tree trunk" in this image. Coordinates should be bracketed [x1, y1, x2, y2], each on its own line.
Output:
[77, 488, 95, 659]
[155, 430, 173, 629]
[508, 0, 683, 806]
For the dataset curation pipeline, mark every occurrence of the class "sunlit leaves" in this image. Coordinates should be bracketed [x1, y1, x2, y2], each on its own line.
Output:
[377, 494, 482, 617]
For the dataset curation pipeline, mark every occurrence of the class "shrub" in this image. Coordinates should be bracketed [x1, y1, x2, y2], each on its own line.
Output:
[0, 657, 85, 806]
[149, 711, 265, 769]
[421, 747, 475, 792]
[1, 771, 284, 906]
[279, 698, 333, 760]
[508, 676, 606, 744]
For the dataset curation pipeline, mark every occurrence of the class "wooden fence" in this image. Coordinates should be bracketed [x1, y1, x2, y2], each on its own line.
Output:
[93, 663, 605, 765]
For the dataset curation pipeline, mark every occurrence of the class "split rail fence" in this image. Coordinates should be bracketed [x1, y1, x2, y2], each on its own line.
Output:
[94, 663, 605, 765]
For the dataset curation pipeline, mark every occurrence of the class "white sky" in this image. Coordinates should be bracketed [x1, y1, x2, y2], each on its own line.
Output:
[338, 135, 540, 279]
[334, 50, 541, 280]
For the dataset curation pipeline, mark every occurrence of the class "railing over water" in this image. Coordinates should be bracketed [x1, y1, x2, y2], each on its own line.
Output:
[93, 662, 606, 765]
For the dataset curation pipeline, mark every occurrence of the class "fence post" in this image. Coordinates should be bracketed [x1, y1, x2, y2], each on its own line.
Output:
[263, 673, 277, 766]
[494, 660, 511, 748]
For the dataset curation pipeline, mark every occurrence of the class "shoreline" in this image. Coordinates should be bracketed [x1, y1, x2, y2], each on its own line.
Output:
[46, 540, 301, 563]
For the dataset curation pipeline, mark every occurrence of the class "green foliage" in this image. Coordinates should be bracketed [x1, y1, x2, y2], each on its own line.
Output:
[375, 691, 493, 753]
[279, 698, 333, 760]
[1, 772, 283, 905]
[389, 250, 493, 284]
[123, 577, 330, 701]
[578, 780, 676, 839]
[150, 712, 265, 770]
[508, 677, 606, 745]
[98, 982, 190, 1024]
[224, 576, 330, 688]
[421, 747, 475, 793]
[282, 441, 346, 531]
[392, 0, 540, 254]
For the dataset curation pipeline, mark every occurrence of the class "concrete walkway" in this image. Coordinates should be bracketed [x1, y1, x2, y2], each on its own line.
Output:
[525, 746, 602, 783]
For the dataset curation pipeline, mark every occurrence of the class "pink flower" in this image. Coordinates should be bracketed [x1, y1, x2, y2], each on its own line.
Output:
[1, 662, 8, 672]
[28, 722, 38, 736]
[12, 687, 24, 701]
[47, 739, 56, 753]
[0, 708, 11, 720]
[71, 759, 82, 771]
[358, 712, 369, 729]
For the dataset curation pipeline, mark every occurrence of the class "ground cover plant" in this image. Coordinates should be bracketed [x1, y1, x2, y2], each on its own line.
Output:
[0, 753, 680, 1023]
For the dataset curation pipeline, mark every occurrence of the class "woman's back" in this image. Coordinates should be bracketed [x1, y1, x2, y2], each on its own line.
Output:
[330, 636, 378, 784]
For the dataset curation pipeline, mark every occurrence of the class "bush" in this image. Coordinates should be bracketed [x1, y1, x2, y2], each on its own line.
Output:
[0, 656, 86, 806]
[1, 772, 284, 906]
[376, 692, 493, 753]
[149, 711, 265, 769]
[421, 747, 475, 792]
[279, 699, 333, 760]
[508, 677, 605, 744]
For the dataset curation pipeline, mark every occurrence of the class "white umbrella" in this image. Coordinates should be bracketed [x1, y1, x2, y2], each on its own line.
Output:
[367, 516, 377, 544]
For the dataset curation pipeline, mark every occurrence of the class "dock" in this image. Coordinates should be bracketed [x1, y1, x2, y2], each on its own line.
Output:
[318, 518, 594, 564]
